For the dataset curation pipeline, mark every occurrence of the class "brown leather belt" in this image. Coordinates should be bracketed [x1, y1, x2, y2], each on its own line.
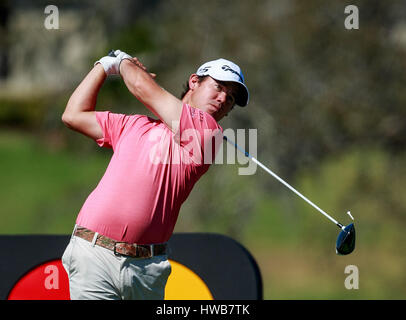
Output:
[73, 226, 167, 259]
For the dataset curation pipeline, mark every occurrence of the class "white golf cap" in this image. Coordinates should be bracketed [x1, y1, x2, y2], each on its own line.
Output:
[196, 58, 249, 107]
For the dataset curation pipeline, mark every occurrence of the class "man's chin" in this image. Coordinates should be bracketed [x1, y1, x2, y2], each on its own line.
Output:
[207, 104, 220, 114]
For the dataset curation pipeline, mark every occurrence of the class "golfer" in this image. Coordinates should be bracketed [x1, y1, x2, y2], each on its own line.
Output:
[61, 49, 249, 300]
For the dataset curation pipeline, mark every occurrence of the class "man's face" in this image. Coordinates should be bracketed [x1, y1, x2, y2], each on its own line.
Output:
[188, 75, 238, 121]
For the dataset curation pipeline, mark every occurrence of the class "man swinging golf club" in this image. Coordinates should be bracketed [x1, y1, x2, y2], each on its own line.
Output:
[61, 50, 249, 300]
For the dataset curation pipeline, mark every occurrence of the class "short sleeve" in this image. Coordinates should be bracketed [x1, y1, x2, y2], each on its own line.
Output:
[175, 104, 223, 165]
[95, 111, 130, 149]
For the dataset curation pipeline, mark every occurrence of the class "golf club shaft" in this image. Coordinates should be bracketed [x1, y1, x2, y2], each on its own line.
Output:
[223, 136, 344, 230]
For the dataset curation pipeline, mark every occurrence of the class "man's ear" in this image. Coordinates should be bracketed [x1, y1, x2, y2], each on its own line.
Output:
[188, 74, 200, 90]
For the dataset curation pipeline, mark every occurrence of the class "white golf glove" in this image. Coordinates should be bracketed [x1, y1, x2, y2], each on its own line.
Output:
[94, 49, 132, 76]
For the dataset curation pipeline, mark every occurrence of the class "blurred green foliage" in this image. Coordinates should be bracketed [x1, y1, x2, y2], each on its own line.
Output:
[1, 0, 406, 299]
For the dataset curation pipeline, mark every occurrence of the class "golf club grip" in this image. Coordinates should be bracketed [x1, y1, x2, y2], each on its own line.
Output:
[108, 50, 116, 57]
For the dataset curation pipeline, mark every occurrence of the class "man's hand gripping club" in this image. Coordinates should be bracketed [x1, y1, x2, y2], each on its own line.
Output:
[95, 49, 156, 78]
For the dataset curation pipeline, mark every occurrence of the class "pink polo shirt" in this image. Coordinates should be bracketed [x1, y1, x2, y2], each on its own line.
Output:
[75, 104, 223, 244]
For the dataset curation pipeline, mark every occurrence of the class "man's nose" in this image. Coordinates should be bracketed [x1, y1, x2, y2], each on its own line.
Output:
[216, 91, 227, 104]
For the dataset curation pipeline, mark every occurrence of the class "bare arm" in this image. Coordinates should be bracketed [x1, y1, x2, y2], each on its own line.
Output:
[61, 64, 106, 140]
[119, 59, 182, 133]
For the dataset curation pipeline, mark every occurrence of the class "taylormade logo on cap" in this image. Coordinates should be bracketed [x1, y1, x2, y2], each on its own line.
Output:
[196, 58, 249, 107]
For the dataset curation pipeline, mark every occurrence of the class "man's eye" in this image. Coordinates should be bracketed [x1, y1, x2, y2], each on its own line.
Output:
[227, 95, 235, 105]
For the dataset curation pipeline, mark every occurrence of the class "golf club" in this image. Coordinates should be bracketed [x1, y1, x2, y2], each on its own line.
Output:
[223, 135, 355, 255]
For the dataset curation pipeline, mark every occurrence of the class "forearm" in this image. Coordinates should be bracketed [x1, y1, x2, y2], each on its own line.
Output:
[63, 64, 107, 117]
[119, 59, 156, 104]
[119, 58, 182, 132]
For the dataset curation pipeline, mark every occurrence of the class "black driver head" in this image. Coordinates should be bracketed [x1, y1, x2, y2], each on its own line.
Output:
[336, 223, 355, 255]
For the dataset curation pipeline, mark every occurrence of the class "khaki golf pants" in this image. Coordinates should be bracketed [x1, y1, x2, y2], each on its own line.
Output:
[62, 234, 171, 300]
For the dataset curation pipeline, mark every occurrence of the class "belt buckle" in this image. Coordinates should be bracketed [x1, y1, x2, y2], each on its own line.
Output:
[113, 242, 155, 258]
[113, 242, 125, 256]
[114, 242, 141, 258]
